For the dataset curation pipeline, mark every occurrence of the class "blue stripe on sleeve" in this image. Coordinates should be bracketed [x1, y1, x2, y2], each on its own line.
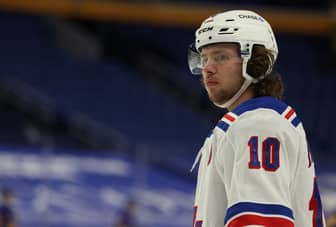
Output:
[224, 202, 294, 225]
[291, 116, 301, 127]
[217, 120, 230, 132]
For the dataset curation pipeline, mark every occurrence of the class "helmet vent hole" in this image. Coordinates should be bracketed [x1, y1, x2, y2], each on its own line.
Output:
[218, 28, 234, 35]
[226, 19, 234, 22]
[219, 28, 229, 32]
[208, 36, 212, 40]
[234, 28, 239, 31]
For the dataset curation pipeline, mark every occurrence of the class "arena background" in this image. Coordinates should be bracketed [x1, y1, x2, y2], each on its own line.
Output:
[0, 0, 335, 226]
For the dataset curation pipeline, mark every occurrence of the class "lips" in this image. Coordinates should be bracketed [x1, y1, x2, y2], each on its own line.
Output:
[206, 80, 219, 87]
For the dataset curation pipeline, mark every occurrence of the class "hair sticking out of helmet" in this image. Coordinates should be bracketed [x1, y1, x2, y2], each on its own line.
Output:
[187, 10, 279, 108]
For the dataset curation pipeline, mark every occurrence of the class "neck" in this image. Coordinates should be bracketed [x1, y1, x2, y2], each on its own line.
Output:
[227, 87, 255, 111]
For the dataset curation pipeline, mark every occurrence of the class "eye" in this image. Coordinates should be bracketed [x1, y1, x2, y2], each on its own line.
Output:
[214, 54, 230, 62]
[200, 57, 208, 67]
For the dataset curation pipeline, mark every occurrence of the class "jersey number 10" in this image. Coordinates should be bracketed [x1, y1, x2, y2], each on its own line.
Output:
[248, 136, 280, 171]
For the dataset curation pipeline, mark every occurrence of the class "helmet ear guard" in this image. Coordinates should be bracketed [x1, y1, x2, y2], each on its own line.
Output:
[245, 44, 277, 82]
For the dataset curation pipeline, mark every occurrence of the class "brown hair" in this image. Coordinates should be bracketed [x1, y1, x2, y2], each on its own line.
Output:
[247, 45, 284, 99]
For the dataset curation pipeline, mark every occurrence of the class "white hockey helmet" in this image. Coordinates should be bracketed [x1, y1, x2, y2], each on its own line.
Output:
[188, 10, 279, 108]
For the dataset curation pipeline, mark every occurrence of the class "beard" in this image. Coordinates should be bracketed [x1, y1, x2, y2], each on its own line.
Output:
[201, 78, 230, 105]
[201, 73, 245, 107]
[207, 88, 232, 105]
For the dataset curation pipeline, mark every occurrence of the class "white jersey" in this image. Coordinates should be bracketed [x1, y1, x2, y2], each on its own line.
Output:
[191, 97, 325, 227]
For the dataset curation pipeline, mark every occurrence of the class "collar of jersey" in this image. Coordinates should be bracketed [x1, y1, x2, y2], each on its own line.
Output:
[231, 96, 288, 116]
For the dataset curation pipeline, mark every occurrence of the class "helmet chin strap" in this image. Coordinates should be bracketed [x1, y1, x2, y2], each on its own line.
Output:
[213, 57, 256, 109]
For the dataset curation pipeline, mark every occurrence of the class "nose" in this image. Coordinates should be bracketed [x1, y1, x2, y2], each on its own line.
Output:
[202, 62, 217, 76]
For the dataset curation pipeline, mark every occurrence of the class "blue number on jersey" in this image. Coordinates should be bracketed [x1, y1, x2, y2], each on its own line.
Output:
[262, 137, 280, 171]
[248, 136, 261, 169]
[248, 137, 280, 172]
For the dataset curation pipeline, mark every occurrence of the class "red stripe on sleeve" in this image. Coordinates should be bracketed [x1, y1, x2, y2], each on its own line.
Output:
[224, 114, 236, 122]
[227, 214, 294, 227]
[285, 108, 295, 119]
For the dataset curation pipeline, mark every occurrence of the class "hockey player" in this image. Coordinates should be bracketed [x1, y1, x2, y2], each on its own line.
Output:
[188, 10, 326, 227]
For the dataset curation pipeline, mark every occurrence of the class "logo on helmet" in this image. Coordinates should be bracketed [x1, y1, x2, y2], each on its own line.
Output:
[238, 14, 264, 22]
[198, 26, 214, 35]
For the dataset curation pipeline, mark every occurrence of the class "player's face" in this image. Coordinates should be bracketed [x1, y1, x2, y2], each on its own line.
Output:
[201, 43, 243, 106]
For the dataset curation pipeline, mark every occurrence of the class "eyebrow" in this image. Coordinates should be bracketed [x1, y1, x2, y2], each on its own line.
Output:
[200, 50, 230, 58]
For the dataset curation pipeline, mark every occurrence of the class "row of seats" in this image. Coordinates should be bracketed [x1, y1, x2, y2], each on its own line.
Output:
[0, 147, 194, 227]
[0, 13, 211, 154]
